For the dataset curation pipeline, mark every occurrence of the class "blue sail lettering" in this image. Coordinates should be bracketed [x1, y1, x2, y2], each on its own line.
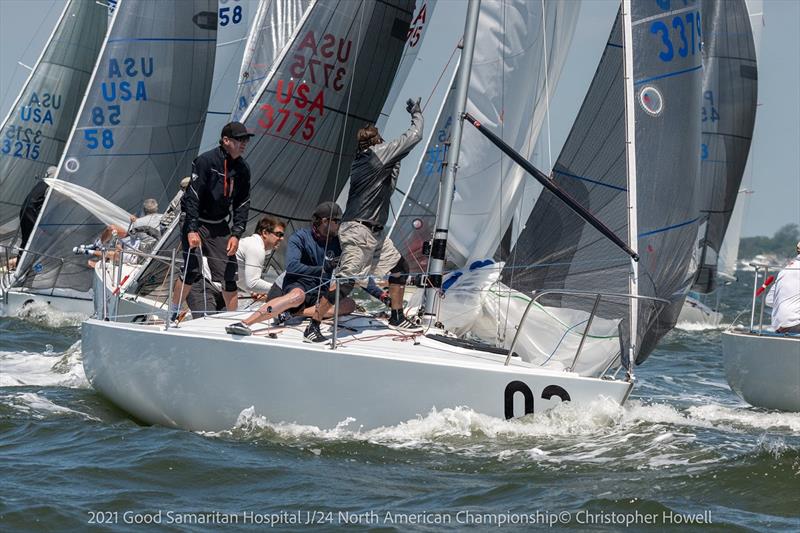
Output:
[135, 81, 147, 100]
[28, 92, 40, 106]
[101, 82, 116, 101]
[41, 93, 61, 109]
[238, 96, 247, 110]
[108, 58, 122, 78]
[119, 81, 132, 101]
[19, 106, 53, 124]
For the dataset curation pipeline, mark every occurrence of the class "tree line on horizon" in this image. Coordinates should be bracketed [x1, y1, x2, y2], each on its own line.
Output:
[739, 224, 799, 260]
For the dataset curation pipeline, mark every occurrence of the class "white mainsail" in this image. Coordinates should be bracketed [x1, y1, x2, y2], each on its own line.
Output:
[390, 0, 580, 269]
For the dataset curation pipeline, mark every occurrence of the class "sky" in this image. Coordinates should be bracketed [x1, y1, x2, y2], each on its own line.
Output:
[0, 0, 797, 238]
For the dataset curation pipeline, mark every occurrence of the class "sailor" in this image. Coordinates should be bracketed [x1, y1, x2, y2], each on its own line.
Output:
[7, 166, 56, 270]
[81, 198, 163, 268]
[765, 241, 800, 334]
[301, 98, 424, 342]
[235, 215, 285, 295]
[169, 122, 253, 320]
[225, 202, 355, 336]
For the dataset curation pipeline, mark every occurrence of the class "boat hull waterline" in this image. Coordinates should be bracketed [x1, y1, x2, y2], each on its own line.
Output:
[722, 330, 800, 412]
[82, 318, 632, 431]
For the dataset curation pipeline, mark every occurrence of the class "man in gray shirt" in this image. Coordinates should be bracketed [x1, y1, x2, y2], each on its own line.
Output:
[304, 98, 424, 342]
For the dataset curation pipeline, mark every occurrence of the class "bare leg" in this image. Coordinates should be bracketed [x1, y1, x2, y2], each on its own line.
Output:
[171, 278, 192, 307]
[301, 297, 355, 318]
[388, 283, 404, 311]
[241, 288, 305, 327]
[222, 290, 238, 311]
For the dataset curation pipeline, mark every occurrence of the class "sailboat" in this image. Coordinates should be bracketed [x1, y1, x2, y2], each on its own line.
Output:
[0, 0, 108, 304]
[3, 0, 218, 316]
[82, 0, 705, 432]
[678, 0, 759, 327]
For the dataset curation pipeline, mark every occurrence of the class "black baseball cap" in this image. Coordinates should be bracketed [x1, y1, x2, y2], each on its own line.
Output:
[313, 201, 343, 220]
[221, 121, 254, 140]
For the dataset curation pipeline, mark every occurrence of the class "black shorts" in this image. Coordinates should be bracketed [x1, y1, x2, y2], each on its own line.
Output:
[181, 221, 238, 291]
[281, 282, 323, 315]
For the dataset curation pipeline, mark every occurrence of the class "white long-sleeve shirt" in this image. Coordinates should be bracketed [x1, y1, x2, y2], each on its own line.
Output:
[765, 255, 800, 330]
[235, 234, 272, 293]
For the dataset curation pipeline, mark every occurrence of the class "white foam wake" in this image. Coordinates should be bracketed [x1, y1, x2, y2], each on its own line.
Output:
[210, 394, 800, 458]
[1, 391, 100, 420]
[0, 341, 88, 388]
[674, 321, 728, 332]
[12, 301, 86, 327]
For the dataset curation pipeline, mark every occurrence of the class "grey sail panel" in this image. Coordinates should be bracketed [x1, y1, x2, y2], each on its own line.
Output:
[240, 0, 415, 269]
[505, 2, 704, 364]
[231, 0, 312, 122]
[18, 0, 217, 293]
[390, 0, 579, 273]
[691, 0, 757, 293]
[0, 0, 107, 250]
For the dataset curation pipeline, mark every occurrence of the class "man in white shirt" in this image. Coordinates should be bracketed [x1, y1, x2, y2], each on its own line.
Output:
[765, 241, 800, 334]
[235, 215, 285, 295]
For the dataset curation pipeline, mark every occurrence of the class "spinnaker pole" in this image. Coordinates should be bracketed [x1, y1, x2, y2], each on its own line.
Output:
[621, 0, 639, 377]
[421, 0, 481, 319]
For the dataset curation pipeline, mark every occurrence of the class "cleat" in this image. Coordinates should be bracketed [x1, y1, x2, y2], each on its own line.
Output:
[303, 320, 327, 343]
[226, 322, 252, 336]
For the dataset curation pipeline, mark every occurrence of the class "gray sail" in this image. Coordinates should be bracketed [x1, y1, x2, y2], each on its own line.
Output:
[390, 0, 579, 272]
[231, 0, 312, 122]
[16, 0, 217, 294]
[690, 0, 757, 293]
[504, 2, 704, 364]
[0, 0, 107, 251]
[239, 0, 415, 269]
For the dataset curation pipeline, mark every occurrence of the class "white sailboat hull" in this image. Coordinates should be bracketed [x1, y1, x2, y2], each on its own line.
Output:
[1, 285, 93, 317]
[678, 295, 723, 328]
[722, 329, 800, 411]
[82, 317, 633, 431]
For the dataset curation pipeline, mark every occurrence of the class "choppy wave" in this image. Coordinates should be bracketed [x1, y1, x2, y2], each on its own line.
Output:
[209, 398, 800, 469]
[674, 321, 729, 332]
[0, 341, 87, 388]
[0, 391, 99, 421]
[12, 301, 86, 328]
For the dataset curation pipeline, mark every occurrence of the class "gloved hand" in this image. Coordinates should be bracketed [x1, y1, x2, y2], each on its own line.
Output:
[406, 97, 421, 115]
[379, 290, 392, 308]
[323, 256, 339, 273]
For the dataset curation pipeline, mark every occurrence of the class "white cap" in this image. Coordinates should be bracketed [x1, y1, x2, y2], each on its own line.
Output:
[45, 166, 57, 179]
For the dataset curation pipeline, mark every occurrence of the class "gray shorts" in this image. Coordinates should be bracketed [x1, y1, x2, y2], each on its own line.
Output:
[337, 221, 401, 286]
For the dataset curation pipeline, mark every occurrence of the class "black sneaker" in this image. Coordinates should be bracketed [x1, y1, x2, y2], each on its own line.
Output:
[226, 322, 252, 336]
[273, 311, 290, 326]
[388, 316, 423, 333]
[303, 321, 327, 343]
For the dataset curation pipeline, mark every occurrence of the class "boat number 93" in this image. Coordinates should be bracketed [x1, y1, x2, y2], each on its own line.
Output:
[504, 381, 570, 420]
[649, 9, 701, 63]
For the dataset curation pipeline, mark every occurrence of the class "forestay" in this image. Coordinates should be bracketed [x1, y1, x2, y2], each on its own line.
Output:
[390, 0, 580, 272]
[16, 0, 217, 294]
[690, 0, 757, 293]
[0, 0, 107, 252]
[502, 1, 704, 365]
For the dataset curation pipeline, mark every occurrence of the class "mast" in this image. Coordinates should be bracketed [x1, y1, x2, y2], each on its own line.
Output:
[421, 0, 481, 319]
[621, 0, 639, 376]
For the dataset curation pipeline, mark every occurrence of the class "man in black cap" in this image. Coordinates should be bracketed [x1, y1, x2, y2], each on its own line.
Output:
[226, 201, 355, 335]
[170, 121, 254, 319]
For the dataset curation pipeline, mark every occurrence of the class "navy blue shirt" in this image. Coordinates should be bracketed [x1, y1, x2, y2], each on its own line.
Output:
[283, 227, 341, 292]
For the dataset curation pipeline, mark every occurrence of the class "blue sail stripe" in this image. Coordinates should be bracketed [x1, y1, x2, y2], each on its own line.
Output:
[83, 146, 199, 157]
[634, 64, 702, 86]
[639, 217, 700, 237]
[554, 169, 628, 192]
[107, 38, 216, 43]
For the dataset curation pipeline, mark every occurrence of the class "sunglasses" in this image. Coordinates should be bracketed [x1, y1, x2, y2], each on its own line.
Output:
[265, 230, 285, 238]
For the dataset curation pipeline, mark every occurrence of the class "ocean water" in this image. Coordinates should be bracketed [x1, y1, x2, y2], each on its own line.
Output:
[1, 277, 798, 532]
